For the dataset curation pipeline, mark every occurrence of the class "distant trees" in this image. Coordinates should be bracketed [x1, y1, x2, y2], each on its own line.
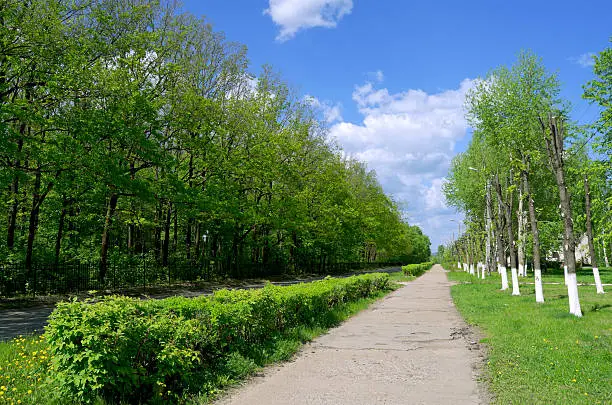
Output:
[0, 0, 429, 280]
[444, 48, 611, 316]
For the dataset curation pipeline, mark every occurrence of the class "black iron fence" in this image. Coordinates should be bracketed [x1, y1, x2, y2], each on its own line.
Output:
[0, 260, 402, 297]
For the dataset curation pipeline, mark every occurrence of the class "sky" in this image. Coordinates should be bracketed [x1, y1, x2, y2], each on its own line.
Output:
[182, 0, 611, 250]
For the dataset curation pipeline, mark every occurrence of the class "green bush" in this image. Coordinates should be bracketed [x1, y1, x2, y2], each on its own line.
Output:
[401, 261, 434, 277]
[45, 273, 390, 404]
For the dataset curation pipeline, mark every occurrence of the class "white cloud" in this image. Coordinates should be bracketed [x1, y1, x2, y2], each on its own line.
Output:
[328, 78, 474, 247]
[305, 94, 343, 123]
[572, 52, 596, 68]
[265, 0, 353, 41]
[367, 70, 384, 83]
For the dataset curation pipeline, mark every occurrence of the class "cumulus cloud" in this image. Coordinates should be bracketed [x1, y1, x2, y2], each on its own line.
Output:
[571, 52, 596, 68]
[264, 0, 353, 41]
[305, 94, 343, 123]
[327, 77, 474, 247]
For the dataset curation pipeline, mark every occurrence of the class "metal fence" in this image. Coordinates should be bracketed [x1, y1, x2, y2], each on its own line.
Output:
[0, 260, 402, 297]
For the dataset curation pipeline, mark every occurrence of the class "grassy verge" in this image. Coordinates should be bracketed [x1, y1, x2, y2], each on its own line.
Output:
[447, 270, 612, 404]
[0, 279, 403, 404]
[540, 267, 612, 285]
[387, 271, 416, 283]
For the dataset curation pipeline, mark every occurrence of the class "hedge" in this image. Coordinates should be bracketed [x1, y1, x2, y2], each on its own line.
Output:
[45, 273, 390, 404]
[401, 262, 434, 277]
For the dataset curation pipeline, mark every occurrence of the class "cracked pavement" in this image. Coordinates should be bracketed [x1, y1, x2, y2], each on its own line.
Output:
[215, 265, 487, 405]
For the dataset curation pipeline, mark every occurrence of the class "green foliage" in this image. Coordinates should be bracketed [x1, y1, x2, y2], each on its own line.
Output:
[0, 0, 430, 282]
[45, 273, 390, 403]
[401, 262, 434, 277]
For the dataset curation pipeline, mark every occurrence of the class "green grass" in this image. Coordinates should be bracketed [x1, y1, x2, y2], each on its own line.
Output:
[387, 271, 416, 283]
[0, 282, 403, 405]
[0, 335, 55, 405]
[540, 266, 612, 285]
[447, 270, 612, 405]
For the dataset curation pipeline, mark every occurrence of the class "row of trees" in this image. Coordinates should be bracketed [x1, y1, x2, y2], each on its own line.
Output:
[0, 0, 430, 281]
[443, 46, 612, 317]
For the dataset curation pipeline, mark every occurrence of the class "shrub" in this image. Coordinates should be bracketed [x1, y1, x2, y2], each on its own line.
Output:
[401, 262, 434, 277]
[45, 273, 390, 404]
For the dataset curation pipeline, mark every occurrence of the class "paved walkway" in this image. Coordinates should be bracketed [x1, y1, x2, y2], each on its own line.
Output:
[216, 265, 486, 405]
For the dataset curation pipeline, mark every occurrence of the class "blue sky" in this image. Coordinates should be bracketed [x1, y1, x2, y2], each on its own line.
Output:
[182, 0, 611, 249]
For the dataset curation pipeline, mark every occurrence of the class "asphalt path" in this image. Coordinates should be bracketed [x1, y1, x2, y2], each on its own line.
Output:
[215, 265, 488, 405]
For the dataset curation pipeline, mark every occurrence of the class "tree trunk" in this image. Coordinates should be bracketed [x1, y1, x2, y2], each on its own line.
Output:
[99, 193, 119, 283]
[162, 201, 172, 267]
[128, 223, 133, 251]
[517, 182, 526, 277]
[485, 180, 493, 276]
[25, 167, 52, 275]
[584, 175, 604, 294]
[154, 202, 162, 262]
[186, 219, 193, 261]
[602, 235, 609, 267]
[541, 115, 581, 316]
[523, 168, 544, 303]
[494, 174, 513, 292]
[194, 222, 201, 262]
[173, 208, 178, 253]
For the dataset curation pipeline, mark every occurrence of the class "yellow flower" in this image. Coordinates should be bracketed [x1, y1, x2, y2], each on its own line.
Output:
[27, 390, 32, 394]
[11, 388, 16, 391]
[571, 379, 576, 382]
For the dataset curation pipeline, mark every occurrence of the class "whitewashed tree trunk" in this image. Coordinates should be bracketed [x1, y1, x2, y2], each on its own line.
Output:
[469, 263, 475, 275]
[593, 268, 605, 294]
[601, 238, 609, 267]
[542, 115, 581, 317]
[480, 262, 486, 279]
[458, 261, 462, 269]
[500, 266, 509, 290]
[534, 268, 544, 303]
[584, 175, 605, 294]
[511, 267, 520, 295]
[567, 272, 582, 317]
[523, 166, 544, 303]
[564, 265, 568, 286]
[517, 186, 526, 277]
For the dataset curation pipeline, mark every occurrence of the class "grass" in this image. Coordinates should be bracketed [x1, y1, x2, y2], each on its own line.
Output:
[0, 335, 54, 405]
[387, 271, 416, 283]
[447, 269, 612, 405]
[0, 279, 404, 405]
[540, 266, 612, 285]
